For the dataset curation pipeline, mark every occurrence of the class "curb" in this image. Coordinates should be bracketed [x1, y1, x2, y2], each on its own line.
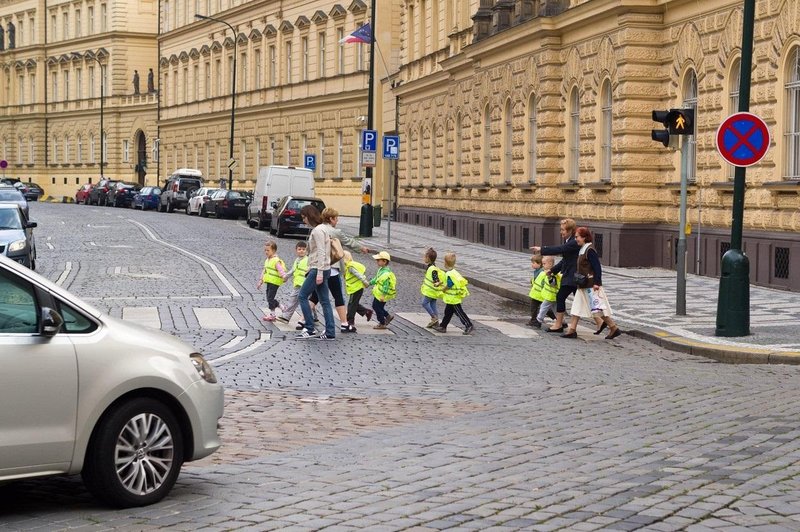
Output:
[40, 195, 75, 204]
[374, 246, 800, 365]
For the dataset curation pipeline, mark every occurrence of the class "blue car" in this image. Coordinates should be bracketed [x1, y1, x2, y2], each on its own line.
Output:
[132, 186, 162, 210]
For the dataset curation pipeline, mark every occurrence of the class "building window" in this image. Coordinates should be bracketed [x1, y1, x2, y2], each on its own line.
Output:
[51, 74, 58, 101]
[527, 94, 537, 183]
[483, 104, 491, 183]
[17, 76, 24, 105]
[75, 9, 81, 37]
[88, 6, 94, 33]
[123, 139, 129, 162]
[193, 64, 199, 101]
[456, 114, 462, 184]
[337, 28, 345, 74]
[357, 42, 365, 71]
[75, 69, 82, 99]
[337, 130, 343, 177]
[28, 136, 34, 164]
[205, 61, 211, 98]
[100, 3, 107, 32]
[77, 135, 82, 163]
[418, 127, 424, 182]
[269, 45, 276, 86]
[431, 126, 437, 185]
[162, 1, 169, 32]
[285, 41, 292, 84]
[240, 52, 247, 91]
[52, 137, 58, 163]
[102, 131, 107, 163]
[63, 71, 70, 101]
[302, 37, 309, 81]
[727, 58, 741, 180]
[785, 47, 800, 179]
[89, 66, 95, 98]
[682, 71, 698, 183]
[318, 32, 326, 78]
[17, 136, 22, 162]
[503, 99, 512, 183]
[600, 79, 612, 182]
[50, 14, 57, 40]
[214, 59, 221, 97]
[255, 138, 261, 172]
[285, 135, 291, 164]
[254, 49, 262, 88]
[64, 135, 70, 162]
[63, 12, 69, 40]
[30, 74, 36, 102]
[318, 132, 324, 178]
[90, 135, 96, 162]
[569, 87, 580, 182]
[241, 140, 246, 178]
[407, 4, 415, 61]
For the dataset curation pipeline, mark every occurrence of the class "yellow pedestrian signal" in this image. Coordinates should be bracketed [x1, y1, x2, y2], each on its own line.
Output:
[675, 115, 687, 131]
[651, 108, 694, 149]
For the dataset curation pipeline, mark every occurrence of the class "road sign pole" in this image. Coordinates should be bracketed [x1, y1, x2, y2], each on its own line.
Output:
[716, 0, 754, 337]
[677, 137, 688, 316]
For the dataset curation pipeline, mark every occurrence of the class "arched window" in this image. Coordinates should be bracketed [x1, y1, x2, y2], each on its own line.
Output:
[785, 47, 800, 179]
[600, 79, 612, 181]
[527, 93, 537, 183]
[682, 70, 698, 182]
[77, 135, 82, 163]
[90, 134, 96, 162]
[568, 87, 580, 182]
[728, 58, 741, 179]
[430, 125, 437, 186]
[64, 134, 70, 163]
[503, 99, 512, 183]
[417, 126, 424, 183]
[483, 104, 491, 183]
[28, 135, 34, 164]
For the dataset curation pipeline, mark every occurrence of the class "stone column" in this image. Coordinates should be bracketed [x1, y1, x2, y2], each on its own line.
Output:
[472, 0, 494, 42]
[492, 1, 516, 34]
[514, 0, 537, 23]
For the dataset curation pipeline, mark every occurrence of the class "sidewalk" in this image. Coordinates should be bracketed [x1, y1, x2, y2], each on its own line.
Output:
[338, 216, 800, 364]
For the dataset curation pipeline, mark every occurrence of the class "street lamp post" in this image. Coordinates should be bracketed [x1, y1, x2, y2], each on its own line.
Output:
[75, 52, 104, 180]
[195, 14, 236, 191]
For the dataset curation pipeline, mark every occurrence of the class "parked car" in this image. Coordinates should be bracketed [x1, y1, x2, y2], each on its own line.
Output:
[14, 182, 44, 201]
[88, 179, 118, 206]
[186, 187, 221, 215]
[107, 182, 141, 208]
[247, 166, 315, 230]
[132, 186, 162, 210]
[202, 189, 250, 219]
[159, 169, 203, 213]
[75, 183, 94, 204]
[0, 254, 223, 508]
[0, 185, 30, 218]
[270, 196, 326, 237]
[0, 204, 36, 269]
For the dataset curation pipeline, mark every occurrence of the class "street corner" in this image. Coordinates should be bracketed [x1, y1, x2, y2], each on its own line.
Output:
[629, 327, 800, 365]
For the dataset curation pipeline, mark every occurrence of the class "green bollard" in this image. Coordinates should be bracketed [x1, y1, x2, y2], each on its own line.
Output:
[359, 203, 373, 238]
[715, 249, 750, 337]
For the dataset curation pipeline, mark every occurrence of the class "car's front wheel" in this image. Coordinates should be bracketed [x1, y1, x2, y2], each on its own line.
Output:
[82, 397, 184, 508]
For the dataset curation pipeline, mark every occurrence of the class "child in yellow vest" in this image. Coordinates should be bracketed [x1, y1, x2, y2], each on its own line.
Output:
[527, 254, 544, 327]
[369, 251, 397, 329]
[342, 250, 373, 332]
[535, 256, 561, 328]
[420, 247, 444, 328]
[277, 241, 308, 323]
[433, 252, 474, 335]
[257, 240, 287, 321]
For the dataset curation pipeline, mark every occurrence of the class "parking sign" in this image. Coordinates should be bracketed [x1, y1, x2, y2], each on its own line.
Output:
[383, 135, 400, 159]
[361, 129, 377, 152]
[304, 154, 316, 170]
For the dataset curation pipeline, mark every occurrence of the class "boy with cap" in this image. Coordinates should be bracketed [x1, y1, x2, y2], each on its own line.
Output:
[368, 251, 397, 329]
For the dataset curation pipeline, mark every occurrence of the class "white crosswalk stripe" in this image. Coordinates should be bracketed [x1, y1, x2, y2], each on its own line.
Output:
[121, 307, 161, 329]
[194, 308, 238, 330]
[263, 308, 392, 335]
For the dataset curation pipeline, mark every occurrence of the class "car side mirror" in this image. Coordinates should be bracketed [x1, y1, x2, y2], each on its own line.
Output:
[26, 221, 37, 228]
[40, 307, 64, 337]
[270, 202, 277, 208]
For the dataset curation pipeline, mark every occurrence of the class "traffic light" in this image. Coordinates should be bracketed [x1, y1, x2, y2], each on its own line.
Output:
[651, 108, 695, 148]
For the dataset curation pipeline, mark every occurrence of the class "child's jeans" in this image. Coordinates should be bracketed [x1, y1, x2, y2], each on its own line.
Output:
[530, 298, 542, 319]
[537, 301, 556, 323]
[265, 283, 280, 312]
[372, 298, 389, 324]
[346, 289, 369, 324]
[280, 285, 301, 319]
[421, 295, 438, 318]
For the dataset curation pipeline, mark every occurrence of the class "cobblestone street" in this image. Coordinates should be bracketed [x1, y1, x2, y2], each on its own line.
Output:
[4, 202, 800, 531]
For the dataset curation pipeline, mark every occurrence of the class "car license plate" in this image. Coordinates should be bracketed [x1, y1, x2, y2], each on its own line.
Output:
[234, 202, 245, 207]
[298, 223, 308, 229]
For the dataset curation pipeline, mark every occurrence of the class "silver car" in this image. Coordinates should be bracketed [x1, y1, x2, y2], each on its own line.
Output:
[0, 204, 36, 269]
[0, 255, 224, 507]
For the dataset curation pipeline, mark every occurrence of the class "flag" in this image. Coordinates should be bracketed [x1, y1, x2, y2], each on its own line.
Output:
[339, 23, 372, 44]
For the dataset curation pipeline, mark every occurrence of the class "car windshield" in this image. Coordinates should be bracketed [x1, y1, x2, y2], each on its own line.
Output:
[228, 191, 244, 199]
[0, 210, 22, 230]
[0, 190, 24, 201]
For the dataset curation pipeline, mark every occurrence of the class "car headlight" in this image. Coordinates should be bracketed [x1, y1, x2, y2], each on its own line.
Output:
[8, 239, 27, 252]
[190, 353, 218, 383]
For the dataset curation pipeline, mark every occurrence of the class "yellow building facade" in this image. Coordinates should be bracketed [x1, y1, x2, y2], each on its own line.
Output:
[394, 0, 800, 291]
[0, 0, 159, 193]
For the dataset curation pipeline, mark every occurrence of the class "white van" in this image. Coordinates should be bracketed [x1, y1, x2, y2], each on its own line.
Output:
[247, 165, 315, 230]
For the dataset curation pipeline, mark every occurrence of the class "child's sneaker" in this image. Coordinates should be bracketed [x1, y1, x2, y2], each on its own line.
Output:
[385, 314, 394, 326]
[529, 319, 541, 329]
[373, 323, 388, 330]
[295, 329, 320, 339]
[342, 325, 357, 333]
[318, 333, 335, 340]
[340, 324, 351, 333]
[276, 316, 290, 323]
[426, 318, 439, 328]
[462, 325, 474, 335]
[262, 315, 276, 322]
[365, 309, 373, 322]
[432, 325, 447, 333]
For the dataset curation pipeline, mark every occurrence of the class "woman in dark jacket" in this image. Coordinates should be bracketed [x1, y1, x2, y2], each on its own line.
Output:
[531, 218, 579, 332]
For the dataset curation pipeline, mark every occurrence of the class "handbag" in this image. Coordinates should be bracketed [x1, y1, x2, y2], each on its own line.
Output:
[573, 272, 591, 288]
[330, 236, 344, 263]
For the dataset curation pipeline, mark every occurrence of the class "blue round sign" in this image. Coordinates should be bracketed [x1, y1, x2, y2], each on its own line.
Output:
[716, 112, 770, 167]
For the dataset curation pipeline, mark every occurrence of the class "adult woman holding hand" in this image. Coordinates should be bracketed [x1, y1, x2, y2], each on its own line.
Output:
[560, 227, 622, 340]
[530, 218, 579, 333]
[296, 205, 336, 340]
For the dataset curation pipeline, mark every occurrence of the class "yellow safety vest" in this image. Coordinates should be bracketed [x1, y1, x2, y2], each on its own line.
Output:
[371, 266, 397, 302]
[292, 256, 308, 287]
[262, 256, 286, 287]
[539, 272, 561, 302]
[420, 264, 444, 299]
[442, 269, 470, 305]
[344, 259, 367, 295]
[529, 269, 546, 300]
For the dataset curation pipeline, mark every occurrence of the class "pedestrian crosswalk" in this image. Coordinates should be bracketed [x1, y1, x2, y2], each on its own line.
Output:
[118, 305, 557, 339]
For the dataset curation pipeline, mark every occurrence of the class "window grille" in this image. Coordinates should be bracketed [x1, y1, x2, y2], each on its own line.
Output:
[775, 247, 790, 279]
[594, 233, 604, 258]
